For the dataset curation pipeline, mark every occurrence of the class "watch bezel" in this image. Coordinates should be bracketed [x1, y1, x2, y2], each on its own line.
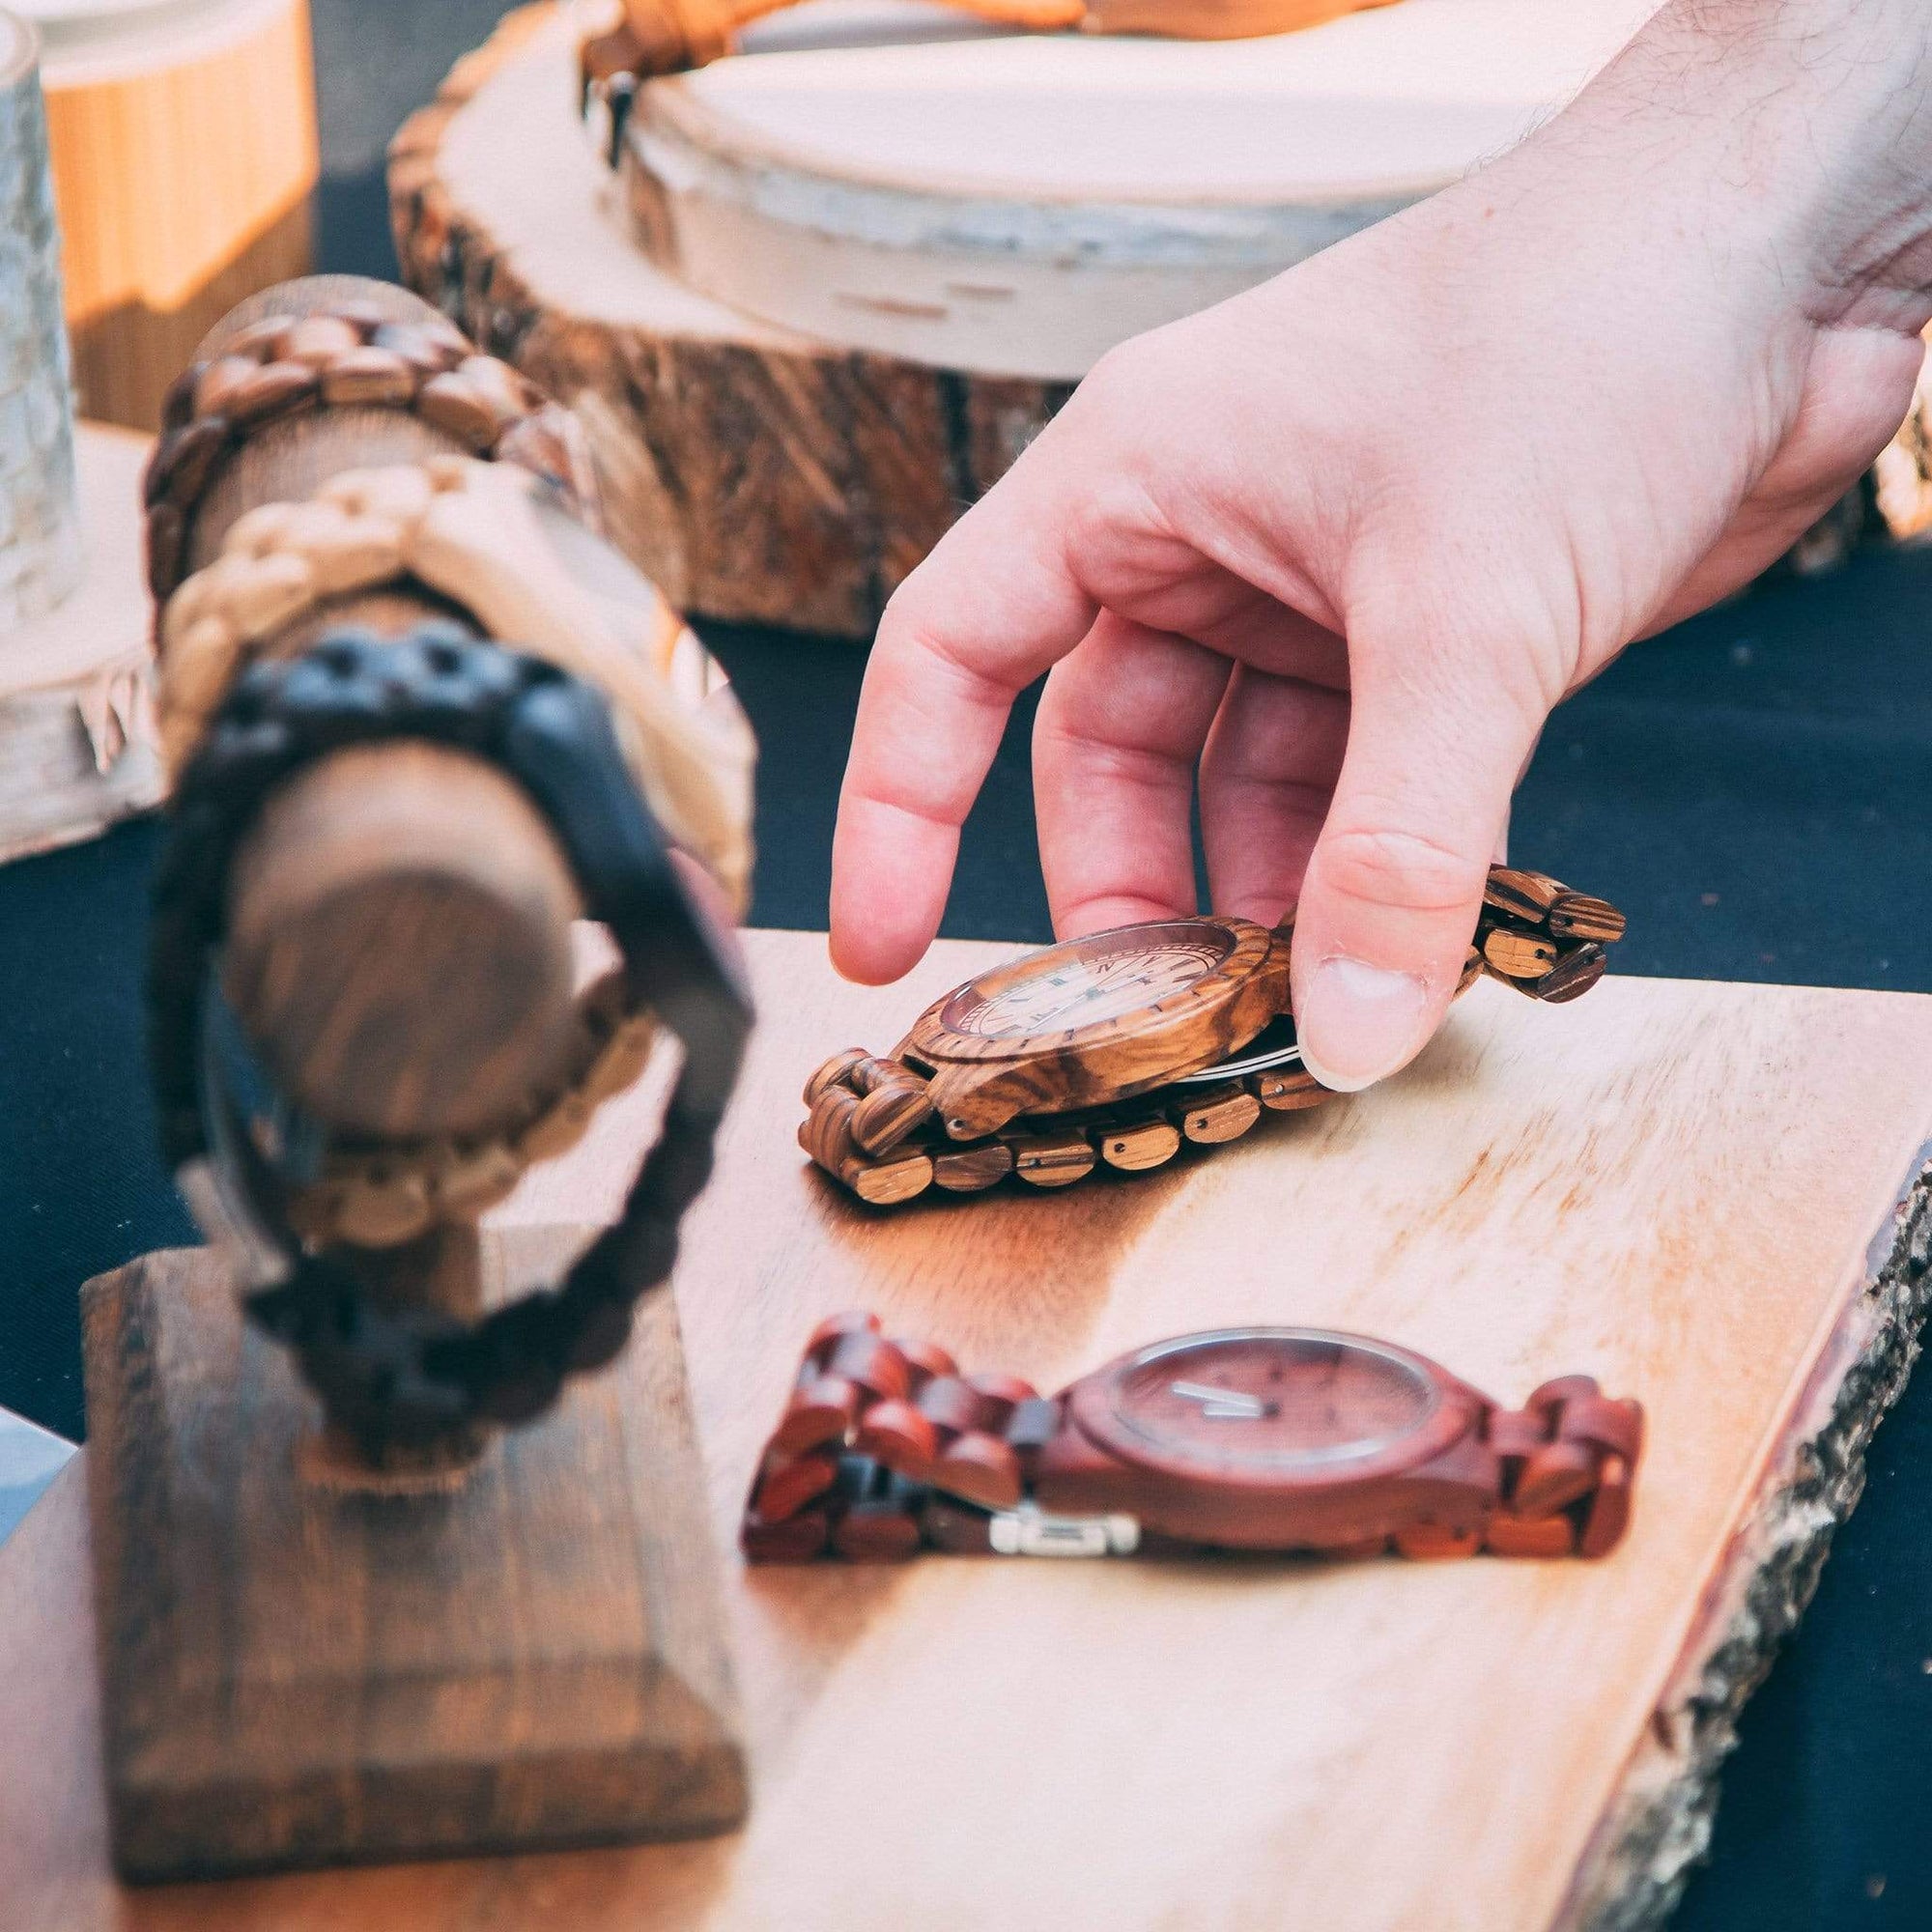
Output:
[900, 916, 1281, 1069]
[1068, 1326, 1480, 1495]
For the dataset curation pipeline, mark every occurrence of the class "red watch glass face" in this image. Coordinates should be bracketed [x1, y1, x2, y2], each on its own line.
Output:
[1101, 1330, 1441, 1474]
[938, 922, 1235, 1040]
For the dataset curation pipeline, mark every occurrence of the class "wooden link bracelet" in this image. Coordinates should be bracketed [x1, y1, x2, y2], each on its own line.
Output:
[154, 630, 754, 1452]
[801, 867, 1626, 1207]
[144, 299, 599, 605]
[742, 1313, 1643, 1564]
[154, 454, 755, 914]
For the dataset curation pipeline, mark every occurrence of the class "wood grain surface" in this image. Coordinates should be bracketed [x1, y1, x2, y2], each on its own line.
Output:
[7, 931, 1932, 1928]
[41, 0, 319, 431]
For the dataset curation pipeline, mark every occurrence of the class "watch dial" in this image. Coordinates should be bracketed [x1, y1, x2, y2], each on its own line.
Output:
[1105, 1330, 1439, 1472]
[941, 922, 1234, 1039]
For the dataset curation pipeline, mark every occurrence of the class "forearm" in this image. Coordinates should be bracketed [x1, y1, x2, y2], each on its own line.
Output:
[1542, 0, 1932, 334]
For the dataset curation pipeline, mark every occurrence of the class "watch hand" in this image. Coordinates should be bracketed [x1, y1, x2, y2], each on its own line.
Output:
[1170, 1379, 1268, 1420]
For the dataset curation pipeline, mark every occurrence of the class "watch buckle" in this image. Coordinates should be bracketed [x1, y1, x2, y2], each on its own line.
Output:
[989, 1502, 1140, 1558]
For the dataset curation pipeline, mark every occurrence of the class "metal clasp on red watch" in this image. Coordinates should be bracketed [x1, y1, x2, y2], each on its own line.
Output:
[989, 1503, 1141, 1559]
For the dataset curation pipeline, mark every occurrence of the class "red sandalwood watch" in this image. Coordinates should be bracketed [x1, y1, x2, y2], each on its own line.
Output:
[743, 1313, 1643, 1564]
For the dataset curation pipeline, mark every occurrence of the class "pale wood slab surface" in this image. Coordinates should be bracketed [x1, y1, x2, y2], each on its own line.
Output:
[634, 0, 1661, 376]
[6, 931, 1932, 1929]
[669, 0, 1657, 202]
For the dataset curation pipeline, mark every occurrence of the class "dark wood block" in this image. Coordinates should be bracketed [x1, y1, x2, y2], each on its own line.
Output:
[81, 1241, 747, 1883]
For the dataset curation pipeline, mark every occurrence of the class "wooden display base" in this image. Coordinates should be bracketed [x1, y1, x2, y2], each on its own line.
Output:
[81, 1233, 746, 1882]
[8, 932, 1932, 1926]
[0, 421, 163, 865]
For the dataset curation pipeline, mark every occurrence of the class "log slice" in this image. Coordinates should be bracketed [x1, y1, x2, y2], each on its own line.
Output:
[390, 4, 1069, 639]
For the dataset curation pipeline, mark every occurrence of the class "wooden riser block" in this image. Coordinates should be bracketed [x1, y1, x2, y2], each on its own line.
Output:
[0, 424, 164, 867]
[80, 1237, 746, 1883]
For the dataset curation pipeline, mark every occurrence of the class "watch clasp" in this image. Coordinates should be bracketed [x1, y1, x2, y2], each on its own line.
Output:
[989, 1501, 1141, 1558]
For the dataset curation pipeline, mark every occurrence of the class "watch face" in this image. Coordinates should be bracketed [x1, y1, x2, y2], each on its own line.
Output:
[939, 922, 1235, 1041]
[1101, 1329, 1441, 1473]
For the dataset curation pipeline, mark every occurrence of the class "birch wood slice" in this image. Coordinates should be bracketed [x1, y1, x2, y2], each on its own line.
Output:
[10, 933, 1932, 1926]
[0, 420, 162, 865]
[624, 0, 1662, 381]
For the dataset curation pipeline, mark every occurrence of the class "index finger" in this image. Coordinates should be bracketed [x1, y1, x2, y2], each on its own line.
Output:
[830, 462, 1101, 983]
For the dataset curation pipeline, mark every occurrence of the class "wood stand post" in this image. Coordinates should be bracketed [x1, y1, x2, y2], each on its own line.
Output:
[80, 273, 750, 1879]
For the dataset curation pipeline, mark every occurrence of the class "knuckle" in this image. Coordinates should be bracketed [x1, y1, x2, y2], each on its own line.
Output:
[1315, 824, 1487, 917]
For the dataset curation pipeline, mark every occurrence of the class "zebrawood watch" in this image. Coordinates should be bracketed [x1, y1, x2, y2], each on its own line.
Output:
[743, 1313, 1643, 1564]
[800, 865, 1625, 1206]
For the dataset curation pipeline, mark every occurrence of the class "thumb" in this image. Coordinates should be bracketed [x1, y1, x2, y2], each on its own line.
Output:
[1291, 636, 1546, 1092]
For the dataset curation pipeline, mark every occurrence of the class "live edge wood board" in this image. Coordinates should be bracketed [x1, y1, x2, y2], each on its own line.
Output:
[7, 930, 1932, 1930]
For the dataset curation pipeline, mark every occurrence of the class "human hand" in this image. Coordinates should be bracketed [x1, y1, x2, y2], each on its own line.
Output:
[830, 0, 1932, 1090]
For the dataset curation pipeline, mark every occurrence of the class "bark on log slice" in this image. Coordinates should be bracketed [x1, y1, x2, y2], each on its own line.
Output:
[391, 3, 1073, 639]
[392, 3, 1932, 638]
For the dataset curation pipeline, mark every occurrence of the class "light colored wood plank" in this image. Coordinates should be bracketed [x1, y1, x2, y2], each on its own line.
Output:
[5, 932, 1932, 1928]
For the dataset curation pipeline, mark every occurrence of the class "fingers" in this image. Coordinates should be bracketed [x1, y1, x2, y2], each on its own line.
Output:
[1033, 613, 1233, 935]
[830, 467, 1100, 984]
[1197, 666, 1350, 926]
[1291, 616, 1548, 1092]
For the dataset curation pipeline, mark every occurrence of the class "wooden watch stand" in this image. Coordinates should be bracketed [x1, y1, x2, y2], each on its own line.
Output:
[82, 276, 746, 1881]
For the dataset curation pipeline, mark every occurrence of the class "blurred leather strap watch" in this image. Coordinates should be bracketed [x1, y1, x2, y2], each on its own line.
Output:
[799, 864, 1626, 1207]
[742, 1313, 1644, 1564]
[580, 0, 1403, 165]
